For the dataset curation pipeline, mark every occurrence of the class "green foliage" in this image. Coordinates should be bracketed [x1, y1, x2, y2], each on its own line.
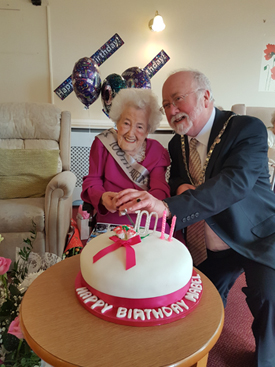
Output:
[3, 333, 20, 351]
[10, 221, 37, 283]
[0, 221, 41, 366]
[1, 339, 41, 366]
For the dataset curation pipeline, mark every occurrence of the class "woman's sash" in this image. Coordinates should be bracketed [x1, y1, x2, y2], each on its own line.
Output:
[97, 128, 149, 190]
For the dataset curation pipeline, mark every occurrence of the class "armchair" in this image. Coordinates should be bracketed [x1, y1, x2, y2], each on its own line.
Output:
[231, 104, 274, 128]
[231, 104, 275, 190]
[0, 103, 76, 262]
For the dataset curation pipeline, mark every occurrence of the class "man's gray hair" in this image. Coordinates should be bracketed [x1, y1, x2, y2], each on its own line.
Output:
[169, 69, 214, 101]
[109, 88, 162, 133]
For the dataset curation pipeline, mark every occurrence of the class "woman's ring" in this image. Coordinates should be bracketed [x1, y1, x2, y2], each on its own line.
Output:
[136, 198, 141, 203]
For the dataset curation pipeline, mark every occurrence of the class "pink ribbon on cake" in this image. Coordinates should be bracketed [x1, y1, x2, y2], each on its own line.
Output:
[93, 235, 141, 270]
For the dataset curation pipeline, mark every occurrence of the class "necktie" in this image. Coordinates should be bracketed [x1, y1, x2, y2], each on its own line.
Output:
[186, 138, 207, 266]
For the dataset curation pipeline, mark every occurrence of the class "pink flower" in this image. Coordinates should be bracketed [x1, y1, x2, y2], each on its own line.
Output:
[264, 44, 275, 61]
[271, 67, 275, 80]
[0, 257, 11, 275]
[8, 316, 24, 340]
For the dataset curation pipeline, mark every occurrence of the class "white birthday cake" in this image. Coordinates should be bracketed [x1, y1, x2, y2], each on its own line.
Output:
[75, 211, 203, 326]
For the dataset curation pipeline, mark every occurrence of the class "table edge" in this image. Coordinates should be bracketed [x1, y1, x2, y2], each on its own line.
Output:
[20, 256, 224, 367]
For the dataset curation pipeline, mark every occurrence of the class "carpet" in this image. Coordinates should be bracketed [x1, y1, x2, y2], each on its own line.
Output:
[207, 273, 255, 367]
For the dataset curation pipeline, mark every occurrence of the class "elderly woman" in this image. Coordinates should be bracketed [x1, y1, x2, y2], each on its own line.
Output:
[81, 88, 170, 232]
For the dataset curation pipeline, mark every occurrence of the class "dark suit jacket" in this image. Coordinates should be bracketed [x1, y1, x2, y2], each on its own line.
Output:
[167, 108, 275, 269]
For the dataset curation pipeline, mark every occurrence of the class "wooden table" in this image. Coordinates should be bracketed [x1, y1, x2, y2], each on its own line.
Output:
[20, 255, 224, 367]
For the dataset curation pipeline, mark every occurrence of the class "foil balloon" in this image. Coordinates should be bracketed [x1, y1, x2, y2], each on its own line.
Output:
[72, 57, 101, 109]
[101, 73, 127, 116]
[121, 67, 151, 89]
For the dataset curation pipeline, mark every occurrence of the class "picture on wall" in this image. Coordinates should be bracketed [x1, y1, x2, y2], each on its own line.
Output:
[259, 42, 275, 92]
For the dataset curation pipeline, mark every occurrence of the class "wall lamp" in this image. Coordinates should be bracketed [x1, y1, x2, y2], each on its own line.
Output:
[149, 11, 166, 32]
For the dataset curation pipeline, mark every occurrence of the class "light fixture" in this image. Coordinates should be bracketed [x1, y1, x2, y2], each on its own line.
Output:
[149, 11, 166, 32]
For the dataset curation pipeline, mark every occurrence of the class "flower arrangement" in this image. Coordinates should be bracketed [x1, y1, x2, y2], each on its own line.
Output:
[0, 223, 44, 366]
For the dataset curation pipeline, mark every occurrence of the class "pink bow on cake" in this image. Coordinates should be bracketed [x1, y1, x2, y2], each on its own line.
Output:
[93, 235, 141, 270]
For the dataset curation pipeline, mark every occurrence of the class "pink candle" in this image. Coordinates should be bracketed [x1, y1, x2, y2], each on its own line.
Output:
[168, 215, 176, 242]
[160, 210, 166, 239]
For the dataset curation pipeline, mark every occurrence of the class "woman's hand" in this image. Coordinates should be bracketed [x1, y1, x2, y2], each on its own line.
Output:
[101, 192, 118, 213]
[176, 184, 195, 195]
[115, 189, 167, 218]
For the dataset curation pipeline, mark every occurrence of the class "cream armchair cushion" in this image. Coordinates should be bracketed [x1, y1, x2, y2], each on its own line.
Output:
[0, 103, 76, 262]
[0, 149, 60, 199]
[231, 104, 274, 128]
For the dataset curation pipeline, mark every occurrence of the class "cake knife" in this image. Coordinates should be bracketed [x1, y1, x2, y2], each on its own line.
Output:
[120, 209, 135, 227]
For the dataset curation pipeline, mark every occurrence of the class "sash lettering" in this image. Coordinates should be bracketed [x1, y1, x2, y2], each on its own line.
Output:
[97, 129, 149, 190]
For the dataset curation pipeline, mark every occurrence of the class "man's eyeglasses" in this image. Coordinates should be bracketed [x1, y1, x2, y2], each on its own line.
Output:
[160, 88, 205, 114]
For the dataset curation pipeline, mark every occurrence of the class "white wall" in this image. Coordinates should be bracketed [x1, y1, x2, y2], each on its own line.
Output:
[0, 0, 50, 102]
[1, 0, 274, 128]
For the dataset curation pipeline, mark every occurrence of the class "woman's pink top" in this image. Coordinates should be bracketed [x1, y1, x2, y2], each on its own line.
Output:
[81, 136, 171, 231]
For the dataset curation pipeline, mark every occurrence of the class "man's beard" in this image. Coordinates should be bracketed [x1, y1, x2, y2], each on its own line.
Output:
[169, 100, 203, 135]
[170, 112, 193, 135]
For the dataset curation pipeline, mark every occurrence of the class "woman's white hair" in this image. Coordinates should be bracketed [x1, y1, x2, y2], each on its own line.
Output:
[109, 88, 162, 133]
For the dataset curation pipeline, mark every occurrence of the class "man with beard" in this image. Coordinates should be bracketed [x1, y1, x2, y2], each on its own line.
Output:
[116, 69, 275, 367]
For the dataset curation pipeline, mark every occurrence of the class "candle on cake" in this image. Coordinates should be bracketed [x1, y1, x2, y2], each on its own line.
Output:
[168, 215, 176, 242]
[160, 210, 166, 239]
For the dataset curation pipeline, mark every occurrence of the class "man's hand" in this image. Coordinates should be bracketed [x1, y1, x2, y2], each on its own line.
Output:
[101, 192, 118, 213]
[115, 189, 167, 218]
[176, 183, 195, 195]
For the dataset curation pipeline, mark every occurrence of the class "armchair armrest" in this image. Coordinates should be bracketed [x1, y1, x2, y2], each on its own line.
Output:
[46, 171, 76, 200]
[45, 171, 77, 257]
